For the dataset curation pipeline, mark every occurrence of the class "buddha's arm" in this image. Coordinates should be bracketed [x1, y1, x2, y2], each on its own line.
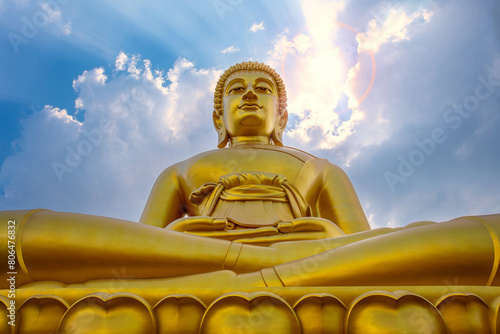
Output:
[139, 164, 185, 228]
[309, 159, 371, 234]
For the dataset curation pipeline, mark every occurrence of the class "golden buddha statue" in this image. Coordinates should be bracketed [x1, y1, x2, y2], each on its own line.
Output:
[1, 61, 499, 291]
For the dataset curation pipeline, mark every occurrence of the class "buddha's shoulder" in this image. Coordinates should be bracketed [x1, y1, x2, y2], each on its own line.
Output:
[157, 146, 343, 181]
[178, 146, 319, 163]
[259, 145, 318, 162]
[254, 146, 342, 170]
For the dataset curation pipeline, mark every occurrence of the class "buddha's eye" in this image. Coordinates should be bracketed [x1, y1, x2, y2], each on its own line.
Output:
[228, 87, 245, 94]
[255, 86, 272, 93]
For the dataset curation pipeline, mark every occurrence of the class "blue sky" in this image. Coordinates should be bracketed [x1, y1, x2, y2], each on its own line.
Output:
[1, 0, 499, 228]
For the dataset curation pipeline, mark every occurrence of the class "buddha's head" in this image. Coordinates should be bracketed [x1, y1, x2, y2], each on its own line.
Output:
[213, 61, 288, 147]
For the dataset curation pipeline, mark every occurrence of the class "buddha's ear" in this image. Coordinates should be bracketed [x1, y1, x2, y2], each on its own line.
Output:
[272, 109, 288, 146]
[213, 110, 229, 148]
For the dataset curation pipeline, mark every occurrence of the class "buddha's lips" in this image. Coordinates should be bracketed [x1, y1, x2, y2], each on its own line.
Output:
[239, 103, 262, 109]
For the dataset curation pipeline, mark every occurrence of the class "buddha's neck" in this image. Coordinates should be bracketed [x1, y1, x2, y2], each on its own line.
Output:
[231, 136, 270, 147]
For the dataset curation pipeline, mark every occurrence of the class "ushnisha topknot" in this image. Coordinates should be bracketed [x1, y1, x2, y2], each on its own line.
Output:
[213, 61, 287, 117]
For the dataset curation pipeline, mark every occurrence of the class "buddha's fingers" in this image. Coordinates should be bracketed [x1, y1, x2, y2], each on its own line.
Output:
[186, 226, 279, 241]
[234, 231, 327, 246]
[277, 218, 345, 238]
[166, 216, 227, 232]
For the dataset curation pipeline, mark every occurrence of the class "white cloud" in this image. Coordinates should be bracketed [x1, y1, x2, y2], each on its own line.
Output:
[0, 0, 72, 36]
[267, 31, 312, 64]
[249, 21, 265, 32]
[221, 45, 240, 54]
[45, 105, 77, 123]
[61, 21, 71, 35]
[115, 51, 128, 71]
[39, 1, 72, 36]
[40, 2, 62, 21]
[357, 7, 433, 53]
[72, 67, 107, 89]
[74, 97, 83, 110]
[0, 54, 220, 221]
[0, 105, 82, 204]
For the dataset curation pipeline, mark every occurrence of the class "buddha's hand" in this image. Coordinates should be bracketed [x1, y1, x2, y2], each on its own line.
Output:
[165, 216, 280, 241]
[232, 217, 346, 246]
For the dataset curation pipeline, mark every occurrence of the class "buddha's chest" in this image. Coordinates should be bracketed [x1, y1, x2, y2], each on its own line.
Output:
[181, 148, 306, 192]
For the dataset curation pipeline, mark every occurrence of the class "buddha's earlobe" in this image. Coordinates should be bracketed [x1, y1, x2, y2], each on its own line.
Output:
[213, 111, 229, 148]
[272, 110, 288, 146]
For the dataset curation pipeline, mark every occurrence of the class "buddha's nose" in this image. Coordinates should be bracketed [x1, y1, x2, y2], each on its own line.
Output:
[242, 90, 258, 101]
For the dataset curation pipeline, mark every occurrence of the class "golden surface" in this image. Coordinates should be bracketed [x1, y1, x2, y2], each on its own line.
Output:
[16, 296, 68, 333]
[3, 288, 500, 333]
[1, 61, 499, 332]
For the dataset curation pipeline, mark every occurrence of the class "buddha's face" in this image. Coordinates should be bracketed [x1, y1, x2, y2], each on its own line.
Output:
[222, 70, 279, 139]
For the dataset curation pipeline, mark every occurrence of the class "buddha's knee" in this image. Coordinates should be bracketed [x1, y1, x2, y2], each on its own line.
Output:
[453, 214, 500, 285]
[1, 209, 49, 288]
